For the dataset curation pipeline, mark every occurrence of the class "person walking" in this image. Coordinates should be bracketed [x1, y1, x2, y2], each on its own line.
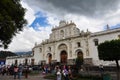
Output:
[62, 65, 69, 80]
[24, 65, 29, 78]
[68, 66, 73, 80]
[13, 65, 18, 79]
[1, 66, 6, 76]
[18, 64, 23, 79]
[56, 69, 61, 80]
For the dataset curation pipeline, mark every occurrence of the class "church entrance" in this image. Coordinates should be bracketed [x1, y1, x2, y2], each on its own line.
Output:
[60, 50, 67, 64]
[77, 51, 83, 58]
[75, 49, 83, 59]
[47, 53, 52, 64]
[76, 50, 84, 65]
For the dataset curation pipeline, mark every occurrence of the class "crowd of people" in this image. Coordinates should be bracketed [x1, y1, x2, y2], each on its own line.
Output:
[0, 63, 83, 80]
[0, 64, 29, 79]
[41, 64, 74, 80]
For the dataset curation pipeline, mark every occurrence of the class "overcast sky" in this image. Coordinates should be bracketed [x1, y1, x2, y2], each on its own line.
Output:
[1, 0, 120, 52]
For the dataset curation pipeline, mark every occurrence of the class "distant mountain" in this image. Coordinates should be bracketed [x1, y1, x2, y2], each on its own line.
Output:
[25, 51, 32, 55]
[15, 51, 32, 55]
[0, 51, 17, 59]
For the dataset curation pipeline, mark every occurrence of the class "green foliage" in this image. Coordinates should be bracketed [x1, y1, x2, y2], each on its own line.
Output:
[0, 0, 27, 49]
[29, 71, 39, 75]
[74, 74, 101, 80]
[98, 39, 120, 61]
[44, 74, 56, 79]
[0, 51, 17, 59]
[44, 74, 101, 80]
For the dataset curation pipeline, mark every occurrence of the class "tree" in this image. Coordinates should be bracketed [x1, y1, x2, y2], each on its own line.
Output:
[98, 39, 120, 80]
[0, 0, 27, 49]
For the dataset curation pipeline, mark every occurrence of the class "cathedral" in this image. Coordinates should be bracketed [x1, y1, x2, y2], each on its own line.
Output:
[32, 20, 120, 66]
[6, 20, 120, 66]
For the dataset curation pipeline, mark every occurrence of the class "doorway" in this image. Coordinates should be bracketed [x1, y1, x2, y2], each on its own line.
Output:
[47, 53, 52, 64]
[60, 50, 67, 64]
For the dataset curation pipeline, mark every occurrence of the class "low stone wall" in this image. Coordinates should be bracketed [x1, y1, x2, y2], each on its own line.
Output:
[67, 59, 75, 65]
[84, 58, 93, 65]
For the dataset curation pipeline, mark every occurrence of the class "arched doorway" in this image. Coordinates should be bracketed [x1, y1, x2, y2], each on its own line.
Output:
[75, 49, 83, 58]
[77, 51, 83, 58]
[60, 50, 67, 64]
[75, 50, 84, 66]
[47, 53, 52, 64]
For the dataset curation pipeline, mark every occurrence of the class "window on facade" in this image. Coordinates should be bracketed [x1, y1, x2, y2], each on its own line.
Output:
[118, 35, 120, 39]
[93, 39, 99, 46]
[40, 48, 42, 53]
[48, 47, 51, 51]
[60, 30, 64, 38]
[77, 42, 81, 47]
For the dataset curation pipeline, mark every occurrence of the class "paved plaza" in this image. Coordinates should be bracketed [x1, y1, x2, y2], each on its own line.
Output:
[0, 74, 49, 80]
[0, 70, 119, 80]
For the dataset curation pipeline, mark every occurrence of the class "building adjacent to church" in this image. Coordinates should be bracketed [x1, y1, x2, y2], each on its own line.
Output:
[6, 21, 120, 66]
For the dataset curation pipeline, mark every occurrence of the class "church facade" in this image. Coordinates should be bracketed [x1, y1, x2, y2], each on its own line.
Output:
[6, 21, 120, 66]
[32, 21, 120, 66]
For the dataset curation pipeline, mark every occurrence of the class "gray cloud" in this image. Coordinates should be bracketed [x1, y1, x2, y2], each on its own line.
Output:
[23, 0, 120, 18]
